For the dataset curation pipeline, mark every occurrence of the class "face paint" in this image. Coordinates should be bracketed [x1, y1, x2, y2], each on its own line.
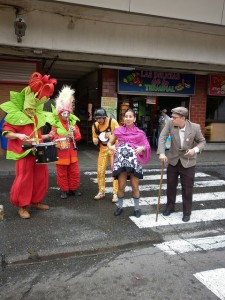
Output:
[61, 111, 70, 118]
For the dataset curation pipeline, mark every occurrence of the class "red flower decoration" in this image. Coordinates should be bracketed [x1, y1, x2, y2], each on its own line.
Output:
[29, 72, 57, 99]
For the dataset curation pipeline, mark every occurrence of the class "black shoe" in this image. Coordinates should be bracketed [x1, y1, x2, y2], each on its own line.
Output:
[68, 190, 82, 196]
[114, 207, 123, 216]
[61, 191, 68, 199]
[162, 209, 175, 216]
[182, 215, 190, 222]
[134, 209, 141, 218]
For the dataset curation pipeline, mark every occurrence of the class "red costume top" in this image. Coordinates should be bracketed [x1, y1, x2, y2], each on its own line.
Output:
[52, 117, 81, 165]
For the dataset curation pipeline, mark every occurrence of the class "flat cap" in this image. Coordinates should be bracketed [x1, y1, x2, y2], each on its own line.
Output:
[171, 107, 188, 117]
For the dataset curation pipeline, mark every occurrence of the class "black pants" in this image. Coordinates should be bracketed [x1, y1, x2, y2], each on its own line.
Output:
[166, 160, 195, 215]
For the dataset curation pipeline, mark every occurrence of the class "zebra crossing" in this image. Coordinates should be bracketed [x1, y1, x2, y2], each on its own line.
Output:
[84, 167, 225, 232]
[84, 168, 225, 299]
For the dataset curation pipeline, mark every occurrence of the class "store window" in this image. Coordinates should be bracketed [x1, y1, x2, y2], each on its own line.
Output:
[205, 97, 225, 142]
[206, 97, 225, 121]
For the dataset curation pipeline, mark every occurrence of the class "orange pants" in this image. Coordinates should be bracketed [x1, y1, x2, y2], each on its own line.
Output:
[10, 155, 48, 207]
[97, 148, 118, 194]
[56, 161, 80, 192]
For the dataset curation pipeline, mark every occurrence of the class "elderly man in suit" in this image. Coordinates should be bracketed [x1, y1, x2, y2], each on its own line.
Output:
[157, 107, 206, 222]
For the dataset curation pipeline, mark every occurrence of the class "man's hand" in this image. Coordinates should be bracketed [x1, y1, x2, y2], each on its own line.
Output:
[105, 132, 111, 139]
[184, 149, 195, 157]
[93, 138, 99, 146]
[159, 154, 168, 163]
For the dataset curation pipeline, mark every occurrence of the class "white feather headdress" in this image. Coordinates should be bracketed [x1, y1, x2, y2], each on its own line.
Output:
[55, 86, 75, 115]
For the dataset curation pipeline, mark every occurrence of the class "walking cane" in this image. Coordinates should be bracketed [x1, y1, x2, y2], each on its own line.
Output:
[156, 160, 165, 222]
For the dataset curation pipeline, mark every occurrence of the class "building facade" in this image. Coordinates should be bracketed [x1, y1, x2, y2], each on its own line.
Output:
[1, 0, 225, 153]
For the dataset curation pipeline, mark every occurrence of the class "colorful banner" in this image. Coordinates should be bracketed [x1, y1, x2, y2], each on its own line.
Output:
[208, 74, 225, 96]
[101, 97, 118, 120]
[118, 70, 196, 95]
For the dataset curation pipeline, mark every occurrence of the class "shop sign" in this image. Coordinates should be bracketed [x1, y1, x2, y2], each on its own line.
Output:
[208, 74, 225, 96]
[118, 70, 195, 95]
[101, 97, 118, 120]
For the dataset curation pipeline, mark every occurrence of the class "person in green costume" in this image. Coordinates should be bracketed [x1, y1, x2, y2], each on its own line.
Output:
[0, 72, 57, 219]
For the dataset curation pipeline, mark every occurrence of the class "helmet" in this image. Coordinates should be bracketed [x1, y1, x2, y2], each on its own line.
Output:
[94, 108, 107, 119]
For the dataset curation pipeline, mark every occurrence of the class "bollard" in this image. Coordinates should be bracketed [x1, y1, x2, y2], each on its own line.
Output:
[0, 205, 4, 221]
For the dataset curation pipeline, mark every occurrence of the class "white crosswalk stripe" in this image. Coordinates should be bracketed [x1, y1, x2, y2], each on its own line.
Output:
[194, 269, 225, 300]
[154, 235, 225, 255]
[130, 208, 225, 228]
[103, 179, 225, 193]
[89, 172, 210, 183]
[122, 191, 225, 207]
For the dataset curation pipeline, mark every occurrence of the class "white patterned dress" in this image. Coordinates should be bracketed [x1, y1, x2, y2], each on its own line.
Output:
[112, 143, 143, 179]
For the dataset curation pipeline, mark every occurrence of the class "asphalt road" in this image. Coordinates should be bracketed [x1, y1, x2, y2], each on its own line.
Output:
[0, 165, 225, 299]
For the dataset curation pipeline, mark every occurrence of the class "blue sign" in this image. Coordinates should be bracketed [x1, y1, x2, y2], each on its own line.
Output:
[118, 70, 196, 95]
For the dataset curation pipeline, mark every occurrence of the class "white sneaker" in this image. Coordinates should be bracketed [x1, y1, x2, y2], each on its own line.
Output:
[112, 194, 118, 203]
[94, 192, 105, 200]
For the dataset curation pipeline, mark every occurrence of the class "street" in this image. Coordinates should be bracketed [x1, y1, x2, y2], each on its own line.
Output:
[0, 165, 225, 299]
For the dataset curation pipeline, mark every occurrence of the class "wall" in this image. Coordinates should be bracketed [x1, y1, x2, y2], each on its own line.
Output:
[101, 69, 117, 98]
[57, 0, 225, 25]
[1, 6, 225, 71]
[190, 75, 207, 134]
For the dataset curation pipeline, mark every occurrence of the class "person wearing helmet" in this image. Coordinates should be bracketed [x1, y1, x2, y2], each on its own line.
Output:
[92, 108, 119, 202]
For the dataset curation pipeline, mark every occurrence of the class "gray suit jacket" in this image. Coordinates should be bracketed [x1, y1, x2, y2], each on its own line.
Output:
[157, 119, 206, 168]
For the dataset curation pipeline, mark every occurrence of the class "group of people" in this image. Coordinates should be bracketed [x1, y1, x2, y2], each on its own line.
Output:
[92, 106, 206, 222]
[0, 73, 82, 219]
[0, 72, 206, 222]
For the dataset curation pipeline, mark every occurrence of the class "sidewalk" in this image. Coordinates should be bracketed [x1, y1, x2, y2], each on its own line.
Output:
[0, 143, 224, 175]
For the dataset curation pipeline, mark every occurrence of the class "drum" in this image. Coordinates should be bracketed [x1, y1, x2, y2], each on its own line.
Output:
[35, 142, 58, 164]
[98, 132, 109, 145]
[55, 138, 70, 150]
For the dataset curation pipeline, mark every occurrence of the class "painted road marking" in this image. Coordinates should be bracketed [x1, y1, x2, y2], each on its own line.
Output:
[84, 169, 166, 175]
[129, 208, 225, 228]
[90, 172, 210, 183]
[104, 179, 225, 193]
[121, 191, 225, 207]
[154, 235, 225, 255]
[194, 268, 225, 300]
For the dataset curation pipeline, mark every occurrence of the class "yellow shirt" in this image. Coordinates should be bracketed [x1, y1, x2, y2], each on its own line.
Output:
[92, 117, 119, 150]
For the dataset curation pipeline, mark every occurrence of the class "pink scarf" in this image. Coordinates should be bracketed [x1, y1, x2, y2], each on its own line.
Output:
[114, 125, 151, 165]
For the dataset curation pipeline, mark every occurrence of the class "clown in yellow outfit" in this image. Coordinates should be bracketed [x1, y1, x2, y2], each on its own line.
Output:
[92, 108, 119, 202]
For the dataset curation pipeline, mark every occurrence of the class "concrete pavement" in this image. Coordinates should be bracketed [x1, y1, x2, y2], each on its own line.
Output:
[0, 142, 224, 264]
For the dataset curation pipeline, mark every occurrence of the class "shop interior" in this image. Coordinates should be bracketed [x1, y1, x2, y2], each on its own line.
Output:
[118, 95, 189, 146]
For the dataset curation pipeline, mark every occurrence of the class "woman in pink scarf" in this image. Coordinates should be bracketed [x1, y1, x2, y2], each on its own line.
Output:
[107, 108, 151, 218]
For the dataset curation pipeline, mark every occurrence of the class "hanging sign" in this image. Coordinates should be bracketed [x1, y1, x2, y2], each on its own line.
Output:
[208, 74, 225, 96]
[118, 70, 195, 95]
[101, 97, 118, 120]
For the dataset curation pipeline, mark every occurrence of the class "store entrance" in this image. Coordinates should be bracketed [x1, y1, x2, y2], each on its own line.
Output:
[118, 95, 190, 147]
[157, 96, 189, 116]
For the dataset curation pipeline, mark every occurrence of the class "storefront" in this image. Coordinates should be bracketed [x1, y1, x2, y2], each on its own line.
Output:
[205, 74, 225, 142]
[116, 69, 196, 141]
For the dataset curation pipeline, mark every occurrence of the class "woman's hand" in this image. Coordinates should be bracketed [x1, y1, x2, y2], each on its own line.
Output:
[108, 144, 117, 152]
[135, 146, 145, 155]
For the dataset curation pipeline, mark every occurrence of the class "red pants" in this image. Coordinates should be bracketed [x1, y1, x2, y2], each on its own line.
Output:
[56, 161, 80, 192]
[10, 155, 48, 207]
